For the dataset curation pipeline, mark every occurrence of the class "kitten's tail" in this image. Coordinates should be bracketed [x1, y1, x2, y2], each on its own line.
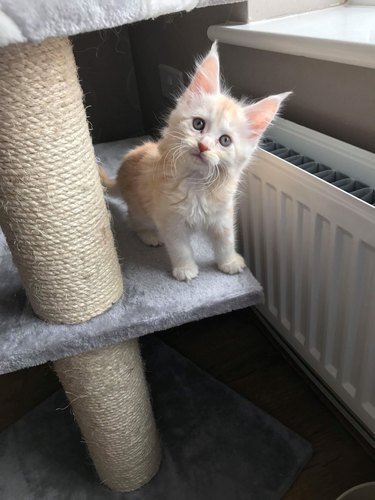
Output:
[98, 166, 120, 197]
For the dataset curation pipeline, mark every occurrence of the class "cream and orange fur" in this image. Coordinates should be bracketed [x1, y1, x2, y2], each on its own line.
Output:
[100, 43, 289, 281]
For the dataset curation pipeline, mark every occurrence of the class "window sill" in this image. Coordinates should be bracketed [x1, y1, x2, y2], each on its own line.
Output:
[208, 5, 375, 69]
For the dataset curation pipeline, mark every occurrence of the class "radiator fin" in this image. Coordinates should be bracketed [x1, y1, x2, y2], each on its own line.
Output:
[278, 192, 293, 331]
[307, 214, 330, 363]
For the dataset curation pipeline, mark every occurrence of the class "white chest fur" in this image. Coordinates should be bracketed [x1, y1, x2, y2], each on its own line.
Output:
[174, 182, 225, 229]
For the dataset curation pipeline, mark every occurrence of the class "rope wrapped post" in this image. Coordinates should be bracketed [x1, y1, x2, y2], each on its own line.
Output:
[0, 37, 122, 323]
[0, 38, 161, 491]
[54, 339, 162, 491]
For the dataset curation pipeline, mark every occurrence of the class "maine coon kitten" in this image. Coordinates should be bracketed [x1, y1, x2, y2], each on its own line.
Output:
[100, 43, 289, 281]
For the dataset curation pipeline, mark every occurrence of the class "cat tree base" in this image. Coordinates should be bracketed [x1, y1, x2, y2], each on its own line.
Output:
[54, 339, 162, 492]
[0, 36, 160, 491]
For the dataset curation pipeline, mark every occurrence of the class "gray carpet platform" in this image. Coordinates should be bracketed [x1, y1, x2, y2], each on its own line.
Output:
[0, 337, 312, 500]
[0, 138, 263, 374]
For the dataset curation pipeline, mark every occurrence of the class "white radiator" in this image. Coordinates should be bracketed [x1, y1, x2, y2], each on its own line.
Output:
[240, 118, 375, 441]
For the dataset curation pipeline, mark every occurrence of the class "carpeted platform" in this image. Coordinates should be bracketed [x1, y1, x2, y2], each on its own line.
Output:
[0, 337, 312, 499]
[0, 138, 263, 374]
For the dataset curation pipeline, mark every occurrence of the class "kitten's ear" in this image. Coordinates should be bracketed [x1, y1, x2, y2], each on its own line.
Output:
[245, 92, 291, 140]
[185, 42, 220, 98]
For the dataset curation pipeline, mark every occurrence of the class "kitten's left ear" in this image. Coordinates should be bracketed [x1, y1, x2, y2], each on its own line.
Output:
[245, 92, 291, 140]
[186, 42, 220, 98]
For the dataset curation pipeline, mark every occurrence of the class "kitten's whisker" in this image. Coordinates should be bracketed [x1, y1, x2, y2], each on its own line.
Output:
[210, 165, 224, 192]
[167, 130, 187, 139]
[162, 143, 183, 177]
[169, 144, 188, 176]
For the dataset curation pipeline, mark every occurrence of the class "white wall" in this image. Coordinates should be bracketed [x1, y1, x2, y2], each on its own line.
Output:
[248, 0, 345, 21]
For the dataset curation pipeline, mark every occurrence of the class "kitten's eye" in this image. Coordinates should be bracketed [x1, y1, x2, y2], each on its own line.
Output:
[193, 118, 205, 131]
[219, 135, 232, 147]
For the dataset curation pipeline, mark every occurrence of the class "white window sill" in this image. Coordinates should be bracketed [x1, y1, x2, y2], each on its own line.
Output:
[207, 5, 375, 68]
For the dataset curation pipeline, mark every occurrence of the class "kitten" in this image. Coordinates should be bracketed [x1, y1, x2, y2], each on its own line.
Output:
[100, 43, 289, 281]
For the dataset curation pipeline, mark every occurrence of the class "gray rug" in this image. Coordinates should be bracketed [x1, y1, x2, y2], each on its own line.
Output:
[0, 337, 312, 500]
[0, 138, 262, 375]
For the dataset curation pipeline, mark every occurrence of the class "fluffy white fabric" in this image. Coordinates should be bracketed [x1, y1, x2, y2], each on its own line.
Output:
[0, 0, 240, 48]
[0, 10, 25, 46]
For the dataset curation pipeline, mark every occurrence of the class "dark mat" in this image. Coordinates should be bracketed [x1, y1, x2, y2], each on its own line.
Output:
[0, 337, 312, 499]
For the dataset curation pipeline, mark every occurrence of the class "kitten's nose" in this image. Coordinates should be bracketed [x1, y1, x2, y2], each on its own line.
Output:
[198, 142, 209, 153]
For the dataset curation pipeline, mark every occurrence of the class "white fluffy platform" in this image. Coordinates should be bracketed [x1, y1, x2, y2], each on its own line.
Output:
[0, 0, 241, 47]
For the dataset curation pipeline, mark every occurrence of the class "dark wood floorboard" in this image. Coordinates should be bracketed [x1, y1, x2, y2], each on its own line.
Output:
[1, 307, 374, 499]
[0, 364, 60, 432]
[158, 308, 375, 500]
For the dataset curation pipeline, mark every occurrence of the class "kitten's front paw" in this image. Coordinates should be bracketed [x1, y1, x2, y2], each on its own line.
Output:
[218, 253, 246, 275]
[137, 230, 162, 247]
[172, 263, 199, 282]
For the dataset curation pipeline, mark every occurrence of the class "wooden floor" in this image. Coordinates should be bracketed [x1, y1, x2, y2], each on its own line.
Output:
[1, 307, 374, 499]
[0, 362, 60, 433]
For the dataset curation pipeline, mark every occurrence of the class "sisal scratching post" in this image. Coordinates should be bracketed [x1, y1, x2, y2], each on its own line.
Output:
[0, 38, 161, 491]
[0, 37, 122, 323]
[54, 339, 162, 491]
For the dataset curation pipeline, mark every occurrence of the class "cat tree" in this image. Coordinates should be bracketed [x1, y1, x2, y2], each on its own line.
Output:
[0, 37, 161, 491]
[0, 1, 261, 493]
